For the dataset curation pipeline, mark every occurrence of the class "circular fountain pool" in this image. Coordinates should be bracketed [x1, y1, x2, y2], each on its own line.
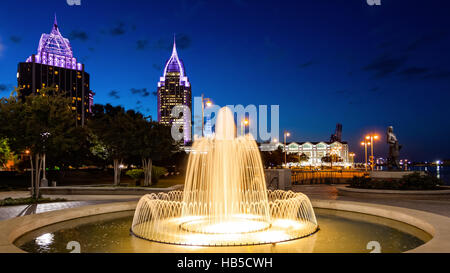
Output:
[15, 208, 431, 253]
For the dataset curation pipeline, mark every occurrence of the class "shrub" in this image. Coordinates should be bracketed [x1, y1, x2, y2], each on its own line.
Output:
[152, 166, 168, 184]
[125, 169, 144, 186]
[349, 172, 440, 190]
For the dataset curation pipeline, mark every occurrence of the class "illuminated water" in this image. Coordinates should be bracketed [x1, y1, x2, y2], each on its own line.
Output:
[16, 209, 431, 253]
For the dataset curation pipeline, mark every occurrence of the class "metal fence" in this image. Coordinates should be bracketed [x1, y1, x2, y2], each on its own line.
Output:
[291, 169, 367, 184]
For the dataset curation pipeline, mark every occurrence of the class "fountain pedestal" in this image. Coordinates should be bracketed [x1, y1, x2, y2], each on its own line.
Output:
[265, 169, 292, 190]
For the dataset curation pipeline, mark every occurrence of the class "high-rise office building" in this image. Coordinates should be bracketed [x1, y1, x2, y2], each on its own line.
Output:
[17, 15, 94, 126]
[157, 38, 192, 143]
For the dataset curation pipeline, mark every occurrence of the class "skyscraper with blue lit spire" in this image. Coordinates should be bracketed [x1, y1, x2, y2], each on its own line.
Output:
[17, 15, 94, 126]
[157, 37, 192, 143]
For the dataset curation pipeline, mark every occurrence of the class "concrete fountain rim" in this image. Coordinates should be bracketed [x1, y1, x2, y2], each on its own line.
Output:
[1, 199, 449, 253]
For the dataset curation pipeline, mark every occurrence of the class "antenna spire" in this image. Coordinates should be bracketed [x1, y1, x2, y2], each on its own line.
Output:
[172, 34, 178, 56]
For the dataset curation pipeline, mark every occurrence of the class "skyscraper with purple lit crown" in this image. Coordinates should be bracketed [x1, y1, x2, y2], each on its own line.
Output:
[17, 15, 94, 126]
[157, 38, 192, 143]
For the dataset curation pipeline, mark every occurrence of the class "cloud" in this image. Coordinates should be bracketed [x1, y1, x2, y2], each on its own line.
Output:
[299, 60, 314, 69]
[406, 31, 447, 51]
[0, 84, 9, 92]
[110, 22, 126, 36]
[136, 40, 148, 50]
[108, 90, 120, 99]
[0, 39, 4, 56]
[363, 53, 408, 78]
[10, 35, 21, 43]
[398, 67, 429, 77]
[263, 36, 285, 62]
[131, 88, 150, 97]
[176, 34, 191, 50]
[68, 30, 89, 42]
[152, 64, 162, 71]
[153, 34, 192, 51]
[369, 87, 380, 93]
[423, 71, 450, 80]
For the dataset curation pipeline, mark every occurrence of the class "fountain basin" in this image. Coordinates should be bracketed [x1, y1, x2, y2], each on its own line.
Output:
[3, 200, 449, 253]
[131, 190, 318, 246]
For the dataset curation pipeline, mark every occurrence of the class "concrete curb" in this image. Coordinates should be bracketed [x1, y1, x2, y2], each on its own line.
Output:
[311, 199, 450, 253]
[337, 186, 450, 199]
[1, 200, 449, 253]
[38, 184, 184, 196]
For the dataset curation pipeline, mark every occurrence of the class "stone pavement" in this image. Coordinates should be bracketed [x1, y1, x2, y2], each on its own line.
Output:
[0, 191, 140, 221]
[292, 184, 450, 218]
[1, 185, 449, 221]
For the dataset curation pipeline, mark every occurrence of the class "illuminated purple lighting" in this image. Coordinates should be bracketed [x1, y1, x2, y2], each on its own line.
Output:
[26, 15, 82, 71]
[159, 37, 190, 87]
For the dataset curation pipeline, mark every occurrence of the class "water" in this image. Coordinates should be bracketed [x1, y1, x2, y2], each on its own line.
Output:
[16, 209, 431, 253]
[410, 166, 449, 185]
[376, 165, 449, 185]
[132, 107, 317, 246]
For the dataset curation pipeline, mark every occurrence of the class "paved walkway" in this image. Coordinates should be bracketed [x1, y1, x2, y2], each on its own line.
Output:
[0, 191, 140, 221]
[293, 184, 450, 217]
[1, 185, 450, 221]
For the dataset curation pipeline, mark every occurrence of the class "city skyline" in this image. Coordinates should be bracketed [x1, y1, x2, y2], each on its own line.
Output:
[0, 0, 450, 161]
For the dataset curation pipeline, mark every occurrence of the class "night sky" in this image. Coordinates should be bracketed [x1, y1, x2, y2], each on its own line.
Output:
[0, 0, 450, 162]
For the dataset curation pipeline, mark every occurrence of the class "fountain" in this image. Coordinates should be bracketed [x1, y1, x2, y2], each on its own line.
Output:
[131, 107, 318, 246]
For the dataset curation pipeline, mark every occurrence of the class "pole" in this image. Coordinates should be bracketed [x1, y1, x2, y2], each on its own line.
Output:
[284, 133, 287, 168]
[201, 93, 204, 137]
[364, 143, 368, 171]
[370, 136, 374, 171]
[43, 153, 46, 180]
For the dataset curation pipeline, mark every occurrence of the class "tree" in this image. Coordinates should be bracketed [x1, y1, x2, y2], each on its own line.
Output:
[0, 88, 82, 198]
[299, 153, 310, 165]
[0, 138, 15, 169]
[261, 146, 283, 168]
[321, 153, 343, 169]
[126, 110, 176, 186]
[88, 104, 133, 185]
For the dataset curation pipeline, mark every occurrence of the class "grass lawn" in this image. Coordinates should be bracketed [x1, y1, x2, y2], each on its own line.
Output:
[0, 197, 67, 207]
[151, 175, 185, 188]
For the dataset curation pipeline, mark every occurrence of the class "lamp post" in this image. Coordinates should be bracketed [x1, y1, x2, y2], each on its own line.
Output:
[25, 149, 32, 195]
[240, 118, 249, 136]
[284, 131, 290, 168]
[349, 152, 355, 168]
[360, 140, 371, 171]
[365, 134, 379, 171]
[41, 132, 50, 187]
[201, 94, 212, 137]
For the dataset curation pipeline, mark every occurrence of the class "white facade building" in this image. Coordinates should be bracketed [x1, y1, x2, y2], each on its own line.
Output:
[268, 141, 350, 167]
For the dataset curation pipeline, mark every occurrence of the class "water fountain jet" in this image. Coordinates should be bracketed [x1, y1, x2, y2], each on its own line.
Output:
[131, 107, 318, 246]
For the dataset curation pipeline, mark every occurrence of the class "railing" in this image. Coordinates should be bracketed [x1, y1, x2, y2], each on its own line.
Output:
[291, 169, 367, 185]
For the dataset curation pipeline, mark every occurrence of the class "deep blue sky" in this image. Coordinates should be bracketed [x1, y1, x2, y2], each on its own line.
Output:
[1, 0, 450, 162]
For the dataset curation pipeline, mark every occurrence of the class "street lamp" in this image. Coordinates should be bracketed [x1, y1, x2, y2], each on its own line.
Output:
[349, 152, 356, 168]
[41, 132, 51, 187]
[365, 134, 379, 171]
[240, 118, 249, 136]
[361, 140, 371, 171]
[201, 94, 212, 137]
[284, 131, 290, 168]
